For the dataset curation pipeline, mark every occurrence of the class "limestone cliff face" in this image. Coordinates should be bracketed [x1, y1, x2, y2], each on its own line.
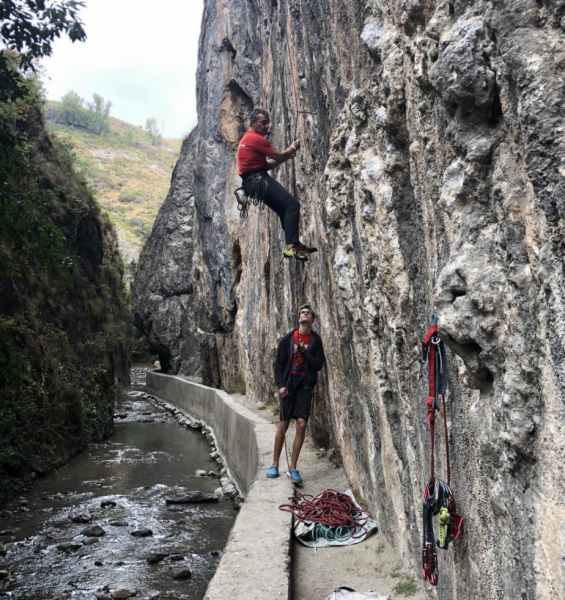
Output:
[132, 1, 565, 597]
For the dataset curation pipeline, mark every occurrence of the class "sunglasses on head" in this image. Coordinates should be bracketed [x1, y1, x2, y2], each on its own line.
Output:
[299, 310, 312, 315]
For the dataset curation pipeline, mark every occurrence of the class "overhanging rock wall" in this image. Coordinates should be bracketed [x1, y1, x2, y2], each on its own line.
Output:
[133, 1, 565, 598]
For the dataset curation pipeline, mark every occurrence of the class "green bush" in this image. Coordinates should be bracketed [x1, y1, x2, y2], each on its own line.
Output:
[118, 193, 144, 204]
[57, 90, 111, 135]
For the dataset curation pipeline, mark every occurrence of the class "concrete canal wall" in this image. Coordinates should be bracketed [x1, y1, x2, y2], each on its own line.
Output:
[146, 371, 292, 600]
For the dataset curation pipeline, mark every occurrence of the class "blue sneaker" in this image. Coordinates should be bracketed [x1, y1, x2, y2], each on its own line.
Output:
[266, 466, 279, 478]
[288, 469, 303, 485]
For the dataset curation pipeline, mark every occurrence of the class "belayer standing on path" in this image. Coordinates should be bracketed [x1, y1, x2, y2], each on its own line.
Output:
[267, 304, 325, 484]
[237, 108, 317, 261]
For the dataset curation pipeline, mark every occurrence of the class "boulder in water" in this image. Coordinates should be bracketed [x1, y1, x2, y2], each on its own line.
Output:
[57, 542, 81, 552]
[81, 525, 106, 537]
[70, 512, 91, 523]
[131, 528, 153, 537]
[165, 492, 218, 504]
[168, 567, 192, 580]
[110, 589, 138, 599]
[146, 552, 168, 564]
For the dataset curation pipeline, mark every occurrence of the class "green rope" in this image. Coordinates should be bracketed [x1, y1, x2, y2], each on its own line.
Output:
[303, 523, 363, 553]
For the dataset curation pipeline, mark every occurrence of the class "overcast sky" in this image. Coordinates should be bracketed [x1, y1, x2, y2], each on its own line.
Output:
[41, 0, 204, 139]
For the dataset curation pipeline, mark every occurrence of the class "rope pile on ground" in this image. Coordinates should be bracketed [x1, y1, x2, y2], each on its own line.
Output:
[279, 489, 372, 541]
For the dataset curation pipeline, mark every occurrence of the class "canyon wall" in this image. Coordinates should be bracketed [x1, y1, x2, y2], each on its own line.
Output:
[132, 1, 565, 597]
[1, 67, 130, 502]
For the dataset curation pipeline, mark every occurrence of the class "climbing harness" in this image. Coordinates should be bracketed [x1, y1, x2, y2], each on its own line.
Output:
[419, 315, 463, 586]
[235, 170, 268, 220]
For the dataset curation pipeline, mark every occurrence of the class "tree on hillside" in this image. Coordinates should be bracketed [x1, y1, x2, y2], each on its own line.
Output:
[59, 90, 88, 127]
[56, 91, 111, 134]
[0, 0, 86, 68]
[145, 117, 162, 147]
[87, 93, 111, 135]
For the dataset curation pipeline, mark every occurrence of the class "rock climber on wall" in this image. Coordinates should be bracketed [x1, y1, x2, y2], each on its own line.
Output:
[237, 108, 317, 261]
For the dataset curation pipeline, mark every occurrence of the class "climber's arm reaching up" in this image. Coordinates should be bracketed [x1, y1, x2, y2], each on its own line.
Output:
[265, 139, 300, 170]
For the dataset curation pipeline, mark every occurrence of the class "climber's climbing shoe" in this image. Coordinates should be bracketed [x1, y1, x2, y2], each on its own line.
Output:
[266, 465, 279, 478]
[284, 247, 309, 261]
[288, 469, 303, 485]
[294, 242, 318, 254]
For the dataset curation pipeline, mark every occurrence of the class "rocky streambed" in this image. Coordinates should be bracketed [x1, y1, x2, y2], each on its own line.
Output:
[0, 368, 238, 600]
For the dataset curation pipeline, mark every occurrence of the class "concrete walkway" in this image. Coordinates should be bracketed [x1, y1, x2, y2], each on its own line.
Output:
[147, 372, 426, 600]
[231, 393, 427, 600]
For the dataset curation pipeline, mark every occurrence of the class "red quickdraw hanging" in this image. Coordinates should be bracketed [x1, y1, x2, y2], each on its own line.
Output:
[419, 315, 463, 587]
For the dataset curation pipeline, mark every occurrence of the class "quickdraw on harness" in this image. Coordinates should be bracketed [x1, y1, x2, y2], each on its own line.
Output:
[419, 316, 463, 586]
[234, 170, 268, 220]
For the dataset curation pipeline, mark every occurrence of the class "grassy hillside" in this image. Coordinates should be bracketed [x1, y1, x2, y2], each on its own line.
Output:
[44, 101, 182, 268]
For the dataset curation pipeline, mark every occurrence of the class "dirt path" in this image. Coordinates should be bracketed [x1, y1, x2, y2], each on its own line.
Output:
[230, 394, 427, 600]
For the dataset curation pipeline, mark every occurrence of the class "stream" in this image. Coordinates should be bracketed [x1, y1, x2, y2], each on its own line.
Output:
[0, 368, 237, 600]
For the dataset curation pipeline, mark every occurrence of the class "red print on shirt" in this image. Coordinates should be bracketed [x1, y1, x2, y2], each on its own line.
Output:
[291, 331, 312, 378]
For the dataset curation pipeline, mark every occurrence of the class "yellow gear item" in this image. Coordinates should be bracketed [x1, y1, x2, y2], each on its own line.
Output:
[438, 507, 451, 549]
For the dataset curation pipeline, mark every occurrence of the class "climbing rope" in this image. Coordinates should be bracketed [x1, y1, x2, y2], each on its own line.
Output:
[258, 14, 265, 108]
[280, 489, 372, 540]
[284, 0, 300, 200]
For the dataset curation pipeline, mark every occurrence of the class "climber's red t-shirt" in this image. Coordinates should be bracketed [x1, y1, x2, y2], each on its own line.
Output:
[237, 130, 276, 175]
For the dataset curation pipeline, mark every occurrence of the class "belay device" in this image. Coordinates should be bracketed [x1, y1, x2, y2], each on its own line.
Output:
[419, 315, 463, 586]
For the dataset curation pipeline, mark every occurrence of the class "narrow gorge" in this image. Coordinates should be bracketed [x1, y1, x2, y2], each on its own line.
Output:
[132, 1, 565, 598]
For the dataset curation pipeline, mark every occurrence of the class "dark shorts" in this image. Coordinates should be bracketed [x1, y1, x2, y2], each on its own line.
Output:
[279, 383, 313, 422]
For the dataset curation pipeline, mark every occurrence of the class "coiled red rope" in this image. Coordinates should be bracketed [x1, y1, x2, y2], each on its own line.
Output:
[279, 489, 372, 538]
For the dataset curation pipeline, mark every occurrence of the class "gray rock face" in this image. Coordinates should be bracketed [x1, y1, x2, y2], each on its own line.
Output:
[133, 1, 565, 598]
[132, 129, 200, 374]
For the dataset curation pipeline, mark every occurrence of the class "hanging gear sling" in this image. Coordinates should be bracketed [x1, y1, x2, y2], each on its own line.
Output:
[419, 316, 463, 586]
[235, 169, 268, 220]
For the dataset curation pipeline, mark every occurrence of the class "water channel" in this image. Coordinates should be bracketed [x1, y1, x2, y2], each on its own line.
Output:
[0, 368, 237, 600]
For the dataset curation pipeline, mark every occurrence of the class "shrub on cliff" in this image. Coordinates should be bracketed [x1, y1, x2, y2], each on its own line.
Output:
[0, 55, 130, 504]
